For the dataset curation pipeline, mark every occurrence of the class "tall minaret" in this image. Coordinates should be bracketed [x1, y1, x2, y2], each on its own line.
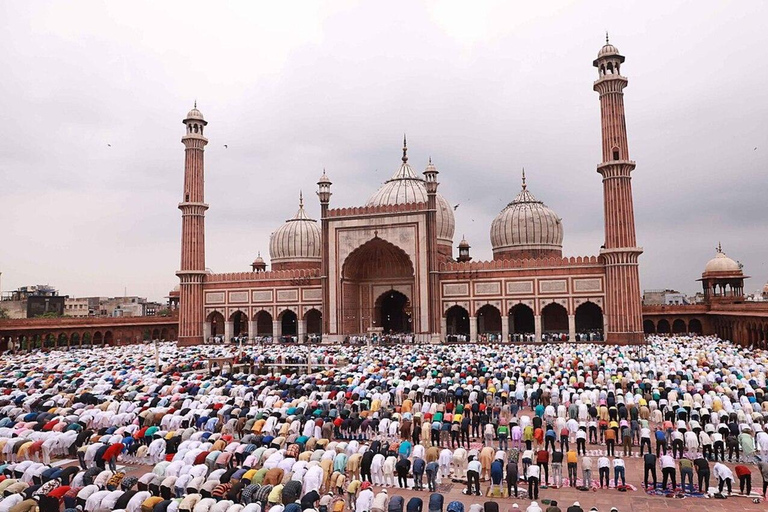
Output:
[423, 153, 441, 343]
[177, 104, 209, 346]
[593, 36, 644, 344]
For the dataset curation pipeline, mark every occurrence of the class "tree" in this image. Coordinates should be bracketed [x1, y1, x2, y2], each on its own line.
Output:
[157, 308, 172, 317]
[0, 308, 8, 319]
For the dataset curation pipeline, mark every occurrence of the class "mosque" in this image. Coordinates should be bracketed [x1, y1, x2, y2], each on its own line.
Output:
[176, 39, 646, 345]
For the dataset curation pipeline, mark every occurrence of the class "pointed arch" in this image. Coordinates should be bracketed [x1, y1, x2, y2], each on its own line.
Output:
[445, 305, 470, 339]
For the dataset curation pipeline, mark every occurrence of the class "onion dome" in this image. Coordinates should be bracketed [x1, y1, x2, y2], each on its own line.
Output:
[269, 192, 321, 268]
[703, 243, 742, 274]
[366, 138, 455, 245]
[490, 170, 563, 259]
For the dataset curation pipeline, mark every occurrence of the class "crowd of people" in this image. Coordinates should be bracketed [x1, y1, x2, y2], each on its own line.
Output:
[0, 335, 767, 512]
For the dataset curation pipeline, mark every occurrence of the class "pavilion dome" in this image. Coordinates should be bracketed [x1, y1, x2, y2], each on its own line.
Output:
[366, 150, 455, 246]
[597, 43, 620, 58]
[184, 105, 205, 122]
[704, 246, 741, 274]
[490, 174, 563, 259]
[269, 194, 321, 266]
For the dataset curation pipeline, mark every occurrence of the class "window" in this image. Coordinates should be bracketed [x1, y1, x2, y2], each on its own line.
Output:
[612, 149, 620, 161]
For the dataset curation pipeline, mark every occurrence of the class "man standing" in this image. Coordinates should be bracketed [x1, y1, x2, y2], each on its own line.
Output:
[694, 456, 710, 493]
[464, 456, 481, 496]
[581, 455, 593, 489]
[679, 457, 694, 494]
[597, 456, 610, 488]
[566, 449, 578, 488]
[506, 458, 519, 498]
[734, 465, 752, 496]
[527, 460, 541, 500]
[612, 456, 625, 488]
[713, 462, 734, 495]
[642, 452, 657, 489]
[660, 453, 677, 491]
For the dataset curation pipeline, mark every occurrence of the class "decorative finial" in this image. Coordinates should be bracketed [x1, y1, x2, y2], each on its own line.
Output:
[605, 31, 609, 45]
[299, 190, 304, 208]
[521, 167, 527, 190]
[402, 134, 408, 163]
[717, 241, 722, 253]
[429, 156, 432, 164]
[194, 99, 197, 109]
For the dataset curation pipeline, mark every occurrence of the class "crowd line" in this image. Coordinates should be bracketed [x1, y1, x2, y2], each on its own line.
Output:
[0, 335, 767, 512]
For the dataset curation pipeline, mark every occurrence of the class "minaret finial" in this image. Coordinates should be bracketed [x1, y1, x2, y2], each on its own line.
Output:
[402, 134, 408, 163]
[717, 241, 722, 253]
[429, 156, 432, 164]
[521, 167, 527, 190]
[605, 31, 609, 44]
[194, 99, 197, 109]
[299, 190, 304, 208]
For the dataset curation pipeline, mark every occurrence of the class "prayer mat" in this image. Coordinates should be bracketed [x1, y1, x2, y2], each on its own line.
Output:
[437, 482, 454, 493]
[485, 487, 508, 498]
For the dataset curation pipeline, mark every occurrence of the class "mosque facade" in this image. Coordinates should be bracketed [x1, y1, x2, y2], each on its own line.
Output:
[176, 40, 646, 346]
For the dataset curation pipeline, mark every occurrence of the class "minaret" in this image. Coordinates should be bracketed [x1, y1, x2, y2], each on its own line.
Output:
[423, 152, 441, 343]
[593, 36, 644, 344]
[177, 104, 209, 346]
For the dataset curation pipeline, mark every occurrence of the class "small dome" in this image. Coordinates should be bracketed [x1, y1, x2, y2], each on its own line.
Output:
[704, 246, 741, 274]
[366, 148, 455, 245]
[458, 236, 470, 249]
[185, 104, 205, 122]
[269, 194, 321, 266]
[598, 43, 620, 58]
[762, 282, 768, 295]
[491, 174, 563, 259]
[317, 170, 331, 184]
[252, 253, 266, 266]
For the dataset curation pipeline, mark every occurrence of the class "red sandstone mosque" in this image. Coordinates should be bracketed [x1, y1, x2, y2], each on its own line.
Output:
[176, 39, 647, 346]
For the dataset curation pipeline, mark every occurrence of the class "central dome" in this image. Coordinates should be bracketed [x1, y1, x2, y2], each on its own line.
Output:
[490, 173, 563, 260]
[366, 146, 455, 246]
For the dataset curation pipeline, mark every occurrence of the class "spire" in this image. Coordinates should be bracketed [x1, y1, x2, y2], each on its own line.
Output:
[605, 31, 609, 44]
[299, 190, 304, 208]
[521, 167, 527, 190]
[402, 134, 408, 163]
[717, 241, 722, 253]
[194, 99, 197, 109]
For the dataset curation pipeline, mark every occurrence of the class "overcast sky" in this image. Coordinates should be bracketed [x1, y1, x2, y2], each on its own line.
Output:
[1, 1, 766, 302]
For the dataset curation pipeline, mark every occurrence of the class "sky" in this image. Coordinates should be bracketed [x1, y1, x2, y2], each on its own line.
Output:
[0, 1, 766, 302]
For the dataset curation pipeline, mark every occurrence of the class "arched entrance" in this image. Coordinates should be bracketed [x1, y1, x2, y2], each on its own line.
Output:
[643, 319, 656, 334]
[476, 305, 501, 341]
[575, 302, 603, 331]
[445, 305, 470, 341]
[93, 331, 103, 345]
[230, 311, 248, 337]
[672, 319, 686, 334]
[375, 291, 412, 333]
[255, 311, 273, 336]
[57, 333, 68, 347]
[509, 304, 535, 341]
[104, 331, 114, 345]
[160, 328, 168, 340]
[657, 319, 671, 334]
[207, 311, 225, 337]
[70, 332, 80, 346]
[305, 309, 322, 336]
[341, 237, 415, 335]
[541, 303, 568, 339]
[688, 318, 703, 335]
[280, 310, 298, 338]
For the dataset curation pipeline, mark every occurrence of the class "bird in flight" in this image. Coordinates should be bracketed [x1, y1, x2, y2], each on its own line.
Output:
[224, 145, 228, 149]
[107, 144, 111, 147]
[453, 204, 460, 210]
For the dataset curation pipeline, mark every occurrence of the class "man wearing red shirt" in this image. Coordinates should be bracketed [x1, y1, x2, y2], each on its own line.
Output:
[734, 465, 752, 495]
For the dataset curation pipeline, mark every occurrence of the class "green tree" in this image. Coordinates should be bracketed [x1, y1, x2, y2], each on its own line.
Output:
[0, 308, 9, 319]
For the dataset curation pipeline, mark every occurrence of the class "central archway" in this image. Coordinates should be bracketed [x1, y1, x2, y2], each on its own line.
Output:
[445, 305, 470, 339]
[376, 290, 412, 333]
[341, 237, 415, 335]
[510, 304, 535, 337]
[542, 303, 568, 333]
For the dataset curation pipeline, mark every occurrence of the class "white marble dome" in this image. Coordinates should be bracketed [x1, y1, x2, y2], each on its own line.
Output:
[490, 180, 563, 257]
[269, 195, 321, 265]
[704, 248, 741, 274]
[367, 155, 455, 245]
